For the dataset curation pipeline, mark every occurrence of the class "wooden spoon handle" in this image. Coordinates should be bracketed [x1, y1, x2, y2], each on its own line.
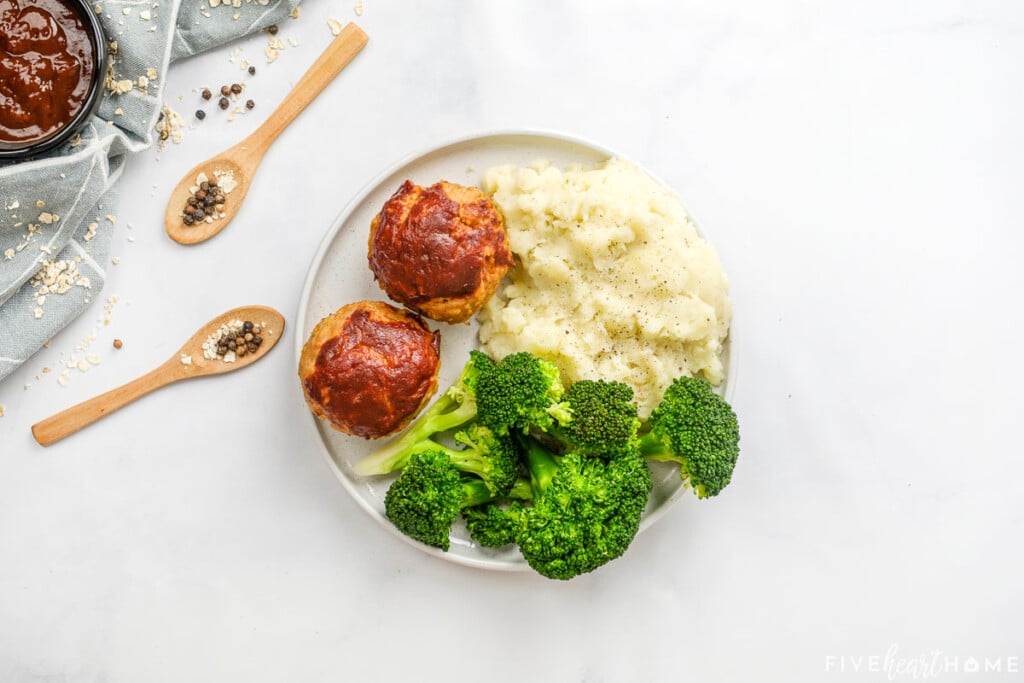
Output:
[31, 362, 180, 446]
[246, 22, 369, 156]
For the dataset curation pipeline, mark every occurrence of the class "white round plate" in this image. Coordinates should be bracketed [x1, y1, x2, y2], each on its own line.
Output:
[294, 129, 734, 571]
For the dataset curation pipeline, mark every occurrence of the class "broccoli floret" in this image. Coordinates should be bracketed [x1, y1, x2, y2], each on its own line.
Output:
[383, 449, 499, 550]
[464, 499, 529, 548]
[354, 351, 495, 476]
[475, 352, 571, 435]
[513, 435, 652, 580]
[545, 379, 641, 459]
[638, 375, 740, 499]
[384, 449, 530, 551]
[445, 423, 522, 496]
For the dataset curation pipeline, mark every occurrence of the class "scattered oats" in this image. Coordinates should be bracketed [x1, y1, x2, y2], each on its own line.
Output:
[3, 248, 13, 260]
[34, 307, 44, 318]
[287, 36, 300, 47]
[111, 256, 120, 265]
[84, 222, 99, 241]
[180, 354, 193, 365]
[113, 78, 134, 94]
[103, 295, 119, 325]
[69, 133, 82, 146]
[94, 3, 101, 12]
[327, 17, 343, 35]
[265, 37, 285, 63]
[105, 214, 116, 223]
[42, 366, 51, 373]
[121, 6, 130, 14]
[290, 5, 299, 18]
[57, 372, 69, 387]
[38, 212, 56, 224]
[87, 354, 102, 365]
[146, 67, 158, 80]
[36, 200, 45, 208]
[76, 358, 90, 372]
[4, 200, 18, 210]
[214, 169, 237, 194]
[0, 404, 5, 417]
[208, 0, 220, 6]
[232, 11, 239, 19]
[155, 105, 185, 147]
[139, 9, 150, 19]
[127, 235, 135, 242]
[354, 0, 363, 16]
[113, 107, 124, 116]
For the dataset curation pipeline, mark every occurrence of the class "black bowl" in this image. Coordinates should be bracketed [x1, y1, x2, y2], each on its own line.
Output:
[0, 0, 108, 160]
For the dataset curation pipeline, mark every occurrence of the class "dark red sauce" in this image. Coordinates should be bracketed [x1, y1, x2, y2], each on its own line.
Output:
[304, 307, 441, 439]
[370, 180, 513, 305]
[0, 0, 96, 146]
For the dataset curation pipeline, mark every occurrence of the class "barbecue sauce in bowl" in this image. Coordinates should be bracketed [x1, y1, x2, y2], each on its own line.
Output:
[0, 0, 104, 157]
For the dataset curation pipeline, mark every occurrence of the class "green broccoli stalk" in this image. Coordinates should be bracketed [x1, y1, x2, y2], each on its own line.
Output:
[514, 435, 653, 580]
[383, 449, 530, 551]
[543, 379, 642, 459]
[354, 351, 495, 476]
[475, 351, 571, 435]
[444, 423, 522, 496]
[358, 421, 519, 497]
[637, 375, 740, 499]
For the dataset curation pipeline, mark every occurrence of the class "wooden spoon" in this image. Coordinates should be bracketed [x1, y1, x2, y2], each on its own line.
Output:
[31, 305, 286, 446]
[165, 22, 369, 245]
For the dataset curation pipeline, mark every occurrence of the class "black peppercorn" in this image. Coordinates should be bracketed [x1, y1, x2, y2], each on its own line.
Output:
[267, 24, 278, 34]
[195, 109, 206, 120]
[248, 65, 256, 75]
[201, 88, 212, 100]
[220, 85, 231, 96]
[219, 97, 229, 110]
[230, 83, 242, 95]
[245, 99, 255, 110]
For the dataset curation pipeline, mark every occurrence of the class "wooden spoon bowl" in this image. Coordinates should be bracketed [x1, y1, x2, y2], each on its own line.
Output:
[165, 22, 369, 245]
[31, 305, 286, 446]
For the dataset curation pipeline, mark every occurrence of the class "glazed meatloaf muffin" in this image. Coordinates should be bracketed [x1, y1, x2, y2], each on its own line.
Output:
[368, 180, 513, 324]
[299, 300, 441, 439]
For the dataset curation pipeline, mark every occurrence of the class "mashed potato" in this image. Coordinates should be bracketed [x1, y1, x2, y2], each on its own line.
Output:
[477, 158, 731, 417]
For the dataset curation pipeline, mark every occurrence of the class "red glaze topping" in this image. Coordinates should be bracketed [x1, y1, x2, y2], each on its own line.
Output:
[0, 0, 95, 146]
[369, 180, 512, 305]
[303, 306, 440, 439]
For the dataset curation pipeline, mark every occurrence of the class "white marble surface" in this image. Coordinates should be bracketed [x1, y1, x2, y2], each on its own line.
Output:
[1, 1, 1022, 681]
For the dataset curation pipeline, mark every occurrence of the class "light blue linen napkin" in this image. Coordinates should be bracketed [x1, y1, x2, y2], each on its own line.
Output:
[0, 0, 299, 382]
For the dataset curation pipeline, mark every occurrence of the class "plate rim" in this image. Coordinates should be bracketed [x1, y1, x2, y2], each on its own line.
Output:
[293, 127, 735, 572]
